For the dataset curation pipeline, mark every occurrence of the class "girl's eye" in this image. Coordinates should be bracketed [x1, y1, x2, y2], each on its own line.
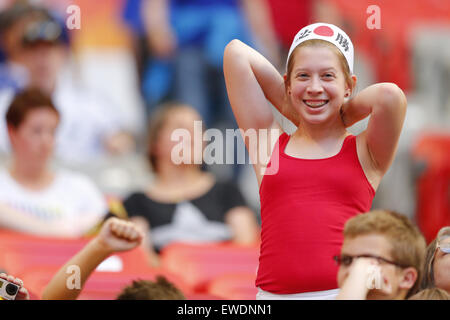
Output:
[323, 73, 334, 78]
[296, 73, 309, 78]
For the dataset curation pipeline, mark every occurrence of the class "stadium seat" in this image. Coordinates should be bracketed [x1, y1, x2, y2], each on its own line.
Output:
[0, 230, 153, 275]
[0, 230, 88, 275]
[20, 266, 189, 300]
[0, 230, 195, 300]
[207, 273, 257, 300]
[184, 292, 223, 300]
[160, 242, 259, 292]
[411, 132, 450, 243]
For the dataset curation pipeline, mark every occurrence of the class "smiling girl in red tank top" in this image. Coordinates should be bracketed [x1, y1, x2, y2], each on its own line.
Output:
[223, 23, 407, 299]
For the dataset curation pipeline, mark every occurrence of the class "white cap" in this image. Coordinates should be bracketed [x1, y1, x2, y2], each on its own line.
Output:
[287, 23, 354, 74]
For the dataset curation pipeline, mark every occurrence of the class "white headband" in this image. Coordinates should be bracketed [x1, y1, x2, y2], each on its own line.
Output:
[287, 23, 354, 74]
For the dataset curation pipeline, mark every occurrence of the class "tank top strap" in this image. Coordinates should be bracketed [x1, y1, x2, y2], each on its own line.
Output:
[277, 132, 290, 153]
[340, 134, 357, 155]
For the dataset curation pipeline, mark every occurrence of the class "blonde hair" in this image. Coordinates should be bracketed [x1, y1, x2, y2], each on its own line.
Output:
[408, 287, 450, 300]
[285, 39, 354, 92]
[420, 238, 438, 290]
[420, 226, 450, 290]
[344, 210, 427, 298]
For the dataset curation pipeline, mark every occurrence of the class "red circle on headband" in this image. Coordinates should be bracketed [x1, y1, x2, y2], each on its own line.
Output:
[313, 26, 334, 37]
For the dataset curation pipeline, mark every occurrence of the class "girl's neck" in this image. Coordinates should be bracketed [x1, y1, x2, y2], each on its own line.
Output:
[9, 160, 54, 191]
[293, 116, 348, 142]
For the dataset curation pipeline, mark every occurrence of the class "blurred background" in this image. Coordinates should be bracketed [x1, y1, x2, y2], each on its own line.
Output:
[0, 0, 449, 299]
[0, 0, 449, 242]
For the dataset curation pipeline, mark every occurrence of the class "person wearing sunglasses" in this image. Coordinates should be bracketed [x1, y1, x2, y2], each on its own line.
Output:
[335, 210, 426, 300]
[420, 226, 450, 294]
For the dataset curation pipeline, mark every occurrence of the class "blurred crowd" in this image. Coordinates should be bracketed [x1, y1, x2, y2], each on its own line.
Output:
[0, 0, 449, 300]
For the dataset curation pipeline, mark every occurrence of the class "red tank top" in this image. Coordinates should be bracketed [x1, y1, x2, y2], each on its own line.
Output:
[256, 133, 375, 294]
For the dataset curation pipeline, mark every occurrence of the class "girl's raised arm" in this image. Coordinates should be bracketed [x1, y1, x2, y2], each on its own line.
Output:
[341, 82, 407, 174]
[223, 39, 287, 132]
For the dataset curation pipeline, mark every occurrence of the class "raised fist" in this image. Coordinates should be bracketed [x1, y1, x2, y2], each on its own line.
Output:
[97, 218, 144, 253]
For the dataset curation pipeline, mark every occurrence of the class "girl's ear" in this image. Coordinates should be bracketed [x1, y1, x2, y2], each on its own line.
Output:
[346, 74, 357, 97]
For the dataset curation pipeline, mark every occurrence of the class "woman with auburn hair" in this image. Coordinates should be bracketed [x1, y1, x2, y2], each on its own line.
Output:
[0, 88, 107, 237]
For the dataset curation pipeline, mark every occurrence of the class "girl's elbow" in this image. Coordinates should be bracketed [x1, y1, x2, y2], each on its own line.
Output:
[226, 39, 243, 48]
[378, 83, 407, 113]
[224, 39, 244, 57]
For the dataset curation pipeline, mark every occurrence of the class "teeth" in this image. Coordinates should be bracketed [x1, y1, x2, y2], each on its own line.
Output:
[304, 100, 328, 108]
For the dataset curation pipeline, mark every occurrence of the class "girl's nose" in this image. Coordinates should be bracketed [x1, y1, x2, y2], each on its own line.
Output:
[307, 76, 324, 95]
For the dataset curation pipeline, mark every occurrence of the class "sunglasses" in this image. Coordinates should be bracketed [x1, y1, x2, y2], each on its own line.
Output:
[333, 254, 409, 268]
[437, 242, 450, 254]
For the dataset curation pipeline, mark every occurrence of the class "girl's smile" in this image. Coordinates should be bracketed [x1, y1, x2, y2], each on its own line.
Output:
[303, 99, 329, 108]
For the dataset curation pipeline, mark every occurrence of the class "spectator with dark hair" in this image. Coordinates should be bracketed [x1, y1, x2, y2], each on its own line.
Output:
[0, 88, 108, 237]
[122, 102, 260, 266]
[0, 2, 70, 92]
[41, 217, 186, 300]
[336, 210, 427, 300]
[420, 226, 450, 294]
[0, 2, 138, 163]
[117, 276, 185, 300]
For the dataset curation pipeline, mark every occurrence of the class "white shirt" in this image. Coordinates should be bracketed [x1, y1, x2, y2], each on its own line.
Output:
[0, 169, 107, 237]
[0, 72, 129, 164]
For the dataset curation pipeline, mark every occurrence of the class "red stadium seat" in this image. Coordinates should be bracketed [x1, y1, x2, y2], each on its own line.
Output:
[185, 292, 223, 300]
[0, 230, 153, 275]
[20, 266, 189, 300]
[0, 230, 192, 299]
[0, 230, 89, 275]
[412, 132, 450, 243]
[160, 242, 259, 292]
[207, 273, 258, 300]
